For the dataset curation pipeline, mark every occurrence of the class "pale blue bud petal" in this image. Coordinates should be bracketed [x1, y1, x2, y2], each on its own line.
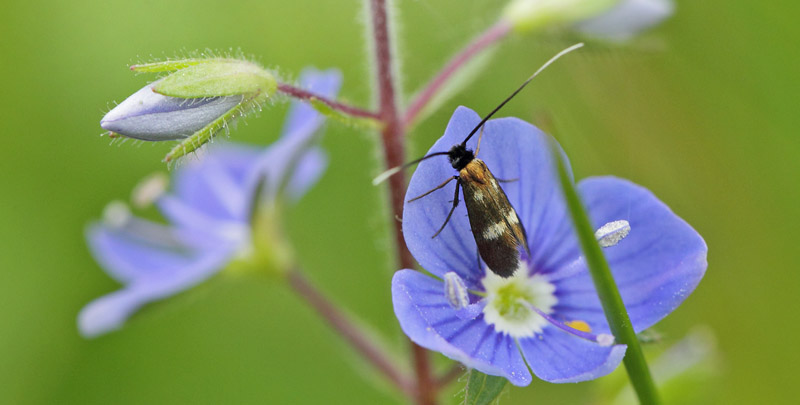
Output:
[100, 81, 242, 141]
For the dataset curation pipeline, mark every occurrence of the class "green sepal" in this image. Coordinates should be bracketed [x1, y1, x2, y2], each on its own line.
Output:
[130, 58, 220, 73]
[309, 98, 384, 131]
[163, 93, 265, 162]
[153, 61, 276, 98]
[463, 370, 508, 405]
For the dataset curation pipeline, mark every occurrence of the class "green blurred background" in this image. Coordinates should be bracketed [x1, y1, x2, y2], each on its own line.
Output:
[1, 0, 797, 403]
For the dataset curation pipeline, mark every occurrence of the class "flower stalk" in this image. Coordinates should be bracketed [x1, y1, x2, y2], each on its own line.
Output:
[277, 82, 380, 120]
[553, 144, 661, 404]
[287, 269, 414, 396]
[367, 0, 436, 403]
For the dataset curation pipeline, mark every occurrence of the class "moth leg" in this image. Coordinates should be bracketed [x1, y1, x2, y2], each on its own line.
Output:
[408, 176, 458, 203]
[496, 177, 519, 183]
[432, 179, 462, 238]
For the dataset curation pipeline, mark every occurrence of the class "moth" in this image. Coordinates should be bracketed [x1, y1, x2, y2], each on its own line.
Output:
[375, 43, 583, 278]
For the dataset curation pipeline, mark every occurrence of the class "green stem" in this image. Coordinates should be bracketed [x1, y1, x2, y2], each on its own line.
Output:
[553, 144, 660, 405]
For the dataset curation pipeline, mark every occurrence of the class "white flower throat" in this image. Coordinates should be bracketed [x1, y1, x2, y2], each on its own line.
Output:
[482, 263, 557, 338]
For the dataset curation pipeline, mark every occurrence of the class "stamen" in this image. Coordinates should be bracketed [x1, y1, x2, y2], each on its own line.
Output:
[565, 320, 592, 333]
[443, 272, 470, 310]
[102, 200, 131, 228]
[596, 334, 616, 346]
[523, 301, 615, 345]
[131, 172, 169, 209]
[595, 219, 631, 247]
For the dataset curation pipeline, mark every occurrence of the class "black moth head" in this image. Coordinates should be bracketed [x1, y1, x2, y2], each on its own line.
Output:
[448, 143, 474, 171]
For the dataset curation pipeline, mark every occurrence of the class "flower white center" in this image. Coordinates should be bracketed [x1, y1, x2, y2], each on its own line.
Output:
[482, 263, 557, 338]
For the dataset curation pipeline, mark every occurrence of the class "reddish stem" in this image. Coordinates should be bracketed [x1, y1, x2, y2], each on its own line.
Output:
[288, 270, 414, 396]
[369, 0, 436, 404]
[277, 82, 380, 120]
[402, 20, 512, 128]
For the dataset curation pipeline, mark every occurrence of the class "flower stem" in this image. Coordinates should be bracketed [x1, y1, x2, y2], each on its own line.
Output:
[553, 147, 661, 405]
[277, 82, 380, 120]
[368, 0, 436, 404]
[402, 19, 512, 129]
[287, 270, 414, 396]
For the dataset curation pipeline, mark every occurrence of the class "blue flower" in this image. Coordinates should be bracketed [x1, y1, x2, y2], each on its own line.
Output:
[79, 68, 342, 338]
[392, 107, 706, 385]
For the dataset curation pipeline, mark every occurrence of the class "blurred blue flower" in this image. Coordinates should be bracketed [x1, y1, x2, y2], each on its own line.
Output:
[79, 68, 342, 338]
[393, 107, 706, 385]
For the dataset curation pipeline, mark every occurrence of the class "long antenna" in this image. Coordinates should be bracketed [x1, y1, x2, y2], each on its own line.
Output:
[460, 42, 584, 146]
[372, 151, 450, 185]
[372, 42, 585, 186]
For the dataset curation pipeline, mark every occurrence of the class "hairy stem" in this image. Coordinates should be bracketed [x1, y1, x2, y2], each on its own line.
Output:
[288, 270, 414, 396]
[402, 19, 512, 128]
[277, 82, 380, 120]
[368, 0, 436, 404]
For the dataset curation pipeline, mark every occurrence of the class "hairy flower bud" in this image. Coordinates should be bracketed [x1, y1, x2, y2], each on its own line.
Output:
[100, 58, 277, 161]
[503, 0, 673, 40]
[100, 81, 243, 141]
[503, 0, 619, 32]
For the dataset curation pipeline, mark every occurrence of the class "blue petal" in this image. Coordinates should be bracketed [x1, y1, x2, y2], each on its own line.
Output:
[286, 147, 328, 202]
[80, 227, 236, 337]
[471, 112, 577, 274]
[519, 327, 627, 383]
[251, 68, 342, 201]
[281, 68, 343, 139]
[552, 176, 707, 333]
[392, 270, 532, 386]
[86, 219, 232, 284]
[403, 107, 487, 287]
[403, 106, 575, 286]
[165, 142, 262, 226]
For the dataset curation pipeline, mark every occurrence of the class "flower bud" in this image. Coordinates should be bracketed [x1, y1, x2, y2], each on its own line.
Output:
[100, 58, 277, 160]
[503, 0, 673, 40]
[100, 80, 243, 141]
[503, 0, 619, 33]
[575, 0, 674, 40]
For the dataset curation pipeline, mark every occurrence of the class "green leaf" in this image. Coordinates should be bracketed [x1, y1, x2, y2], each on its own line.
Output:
[309, 98, 383, 130]
[551, 140, 661, 404]
[153, 61, 276, 98]
[463, 370, 508, 405]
